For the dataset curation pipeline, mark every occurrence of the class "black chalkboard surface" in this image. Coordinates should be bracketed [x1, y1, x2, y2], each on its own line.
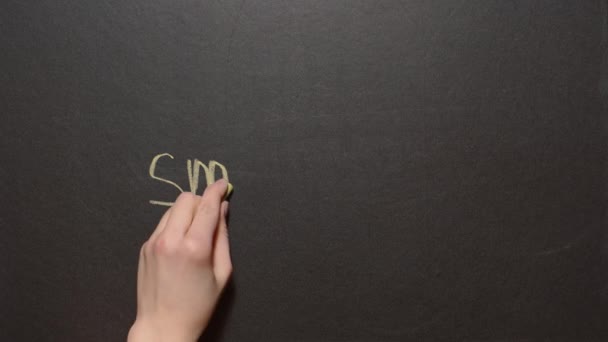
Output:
[2, 1, 607, 341]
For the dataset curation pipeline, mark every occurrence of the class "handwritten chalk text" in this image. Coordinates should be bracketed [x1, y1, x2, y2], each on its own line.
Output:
[149, 153, 230, 206]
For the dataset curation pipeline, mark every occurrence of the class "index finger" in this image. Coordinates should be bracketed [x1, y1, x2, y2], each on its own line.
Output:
[162, 192, 199, 242]
[186, 179, 229, 242]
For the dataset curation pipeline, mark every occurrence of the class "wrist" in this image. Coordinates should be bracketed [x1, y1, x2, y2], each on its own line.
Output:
[128, 319, 199, 342]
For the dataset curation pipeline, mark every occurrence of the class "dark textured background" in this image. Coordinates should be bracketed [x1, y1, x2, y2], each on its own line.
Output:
[1, 1, 607, 341]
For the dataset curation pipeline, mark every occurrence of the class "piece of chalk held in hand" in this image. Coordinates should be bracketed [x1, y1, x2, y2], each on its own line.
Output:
[223, 182, 234, 200]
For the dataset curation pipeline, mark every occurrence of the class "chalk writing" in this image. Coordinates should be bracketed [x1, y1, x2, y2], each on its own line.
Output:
[149, 153, 230, 206]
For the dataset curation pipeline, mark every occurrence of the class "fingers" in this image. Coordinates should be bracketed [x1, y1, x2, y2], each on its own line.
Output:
[213, 201, 232, 286]
[186, 179, 228, 243]
[149, 179, 232, 286]
[161, 192, 199, 243]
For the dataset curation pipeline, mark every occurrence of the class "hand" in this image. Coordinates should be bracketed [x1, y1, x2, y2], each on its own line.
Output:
[128, 179, 232, 342]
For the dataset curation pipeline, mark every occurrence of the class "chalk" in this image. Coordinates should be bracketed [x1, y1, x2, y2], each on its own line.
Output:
[224, 182, 234, 200]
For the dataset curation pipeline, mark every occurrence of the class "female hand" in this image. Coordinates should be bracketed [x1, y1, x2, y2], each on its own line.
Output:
[128, 179, 232, 342]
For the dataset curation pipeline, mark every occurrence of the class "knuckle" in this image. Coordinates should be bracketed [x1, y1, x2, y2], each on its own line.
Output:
[197, 199, 218, 215]
[152, 236, 177, 256]
[184, 239, 212, 264]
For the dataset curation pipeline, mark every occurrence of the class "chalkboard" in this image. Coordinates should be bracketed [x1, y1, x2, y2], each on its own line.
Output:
[2, 1, 607, 341]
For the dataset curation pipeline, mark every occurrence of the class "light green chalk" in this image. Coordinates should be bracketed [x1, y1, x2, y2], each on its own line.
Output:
[224, 182, 234, 200]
